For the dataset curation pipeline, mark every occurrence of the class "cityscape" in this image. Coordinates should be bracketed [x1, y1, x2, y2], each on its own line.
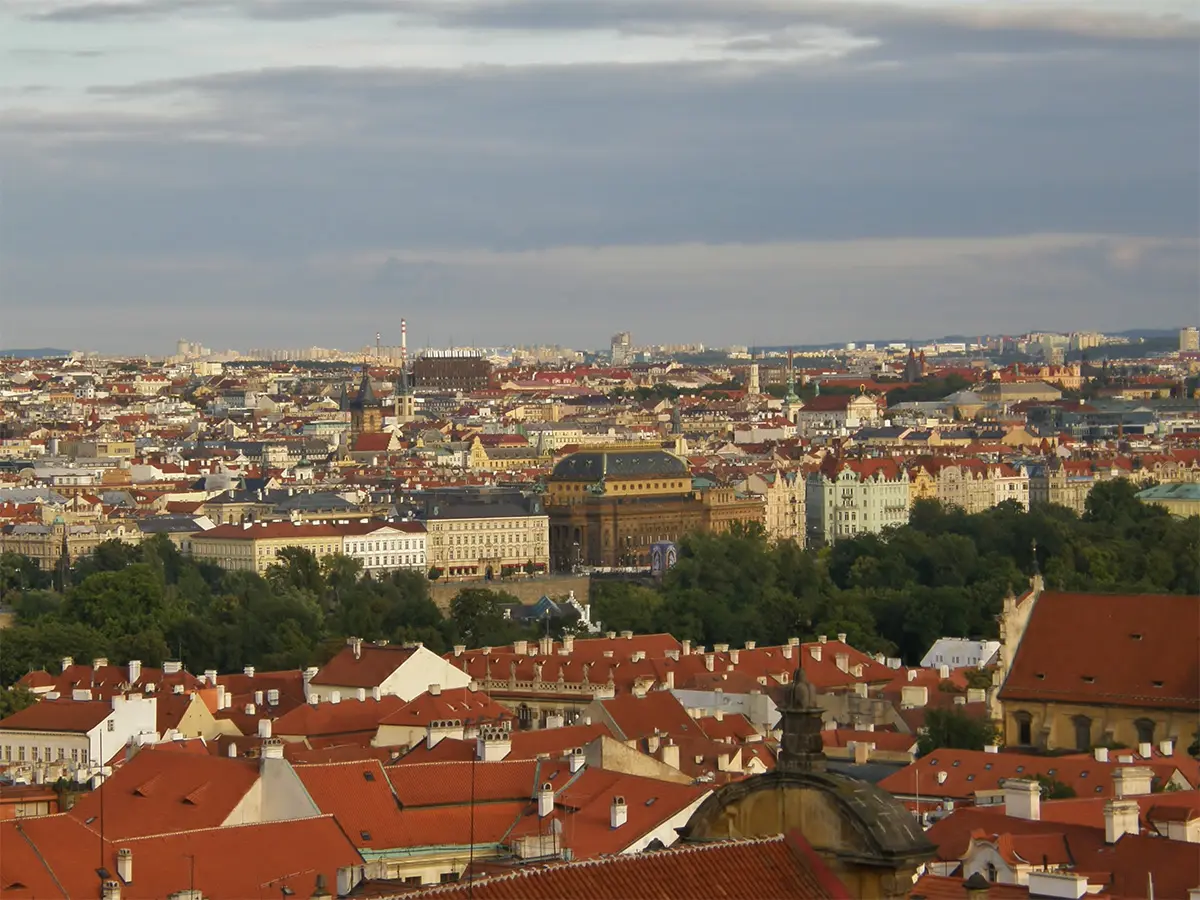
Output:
[3, 0, 1199, 897]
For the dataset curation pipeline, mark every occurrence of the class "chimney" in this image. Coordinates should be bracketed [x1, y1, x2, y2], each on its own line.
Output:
[900, 685, 928, 708]
[258, 719, 273, 738]
[1026, 873, 1088, 900]
[227, 742, 238, 758]
[539, 636, 554, 656]
[330, 691, 341, 705]
[836, 632, 847, 644]
[966, 688, 987, 704]
[356, 688, 366, 702]
[243, 666, 255, 679]
[453, 645, 466, 657]
[428, 683, 441, 696]
[308, 693, 319, 706]
[704, 653, 715, 672]
[267, 689, 279, 705]
[621, 630, 634, 640]
[606, 631, 616, 640]
[173, 684, 185, 695]
[984, 744, 999, 754]
[610, 796, 627, 829]
[938, 664, 950, 679]
[568, 747, 585, 773]
[261, 737, 284, 760]
[371, 687, 381, 701]
[835, 653, 849, 673]
[647, 734, 661, 755]
[681, 639, 691, 656]
[93, 657, 109, 670]
[72, 688, 92, 701]
[810, 645, 822, 662]
[116, 847, 132, 884]
[729, 649, 740, 664]
[1003, 778, 1041, 821]
[744, 640, 756, 650]
[818, 635, 827, 644]
[352, 638, 362, 660]
[660, 740, 680, 770]
[127, 660, 142, 684]
[562, 634, 575, 653]
[1138, 741, 1153, 759]
[1113, 766, 1153, 798]
[1158, 739, 1174, 757]
[1104, 798, 1140, 843]
[254, 690, 264, 705]
[1094, 746, 1109, 763]
[665, 671, 675, 690]
[852, 741, 871, 765]
[907, 670, 918, 682]
[244, 703, 256, 715]
[162, 660, 182, 675]
[204, 669, 218, 686]
[537, 782, 554, 818]
[782, 644, 793, 660]
[61, 656, 74, 673]
[513, 640, 528, 655]
[101, 880, 121, 900]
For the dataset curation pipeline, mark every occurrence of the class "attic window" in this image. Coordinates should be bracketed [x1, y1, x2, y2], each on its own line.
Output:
[360, 830, 372, 842]
[952, 761, 960, 767]
[645, 797, 657, 806]
[363, 771, 375, 781]
[966, 775, 975, 782]
[1095, 786, 1103, 793]
[1015, 766, 1025, 774]
[1082, 676, 1095, 684]
[1035, 673, 1045, 680]
[984, 764, 993, 771]
[1130, 633, 1143, 640]
[1152, 681, 1164, 688]
[1079, 771, 1088, 778]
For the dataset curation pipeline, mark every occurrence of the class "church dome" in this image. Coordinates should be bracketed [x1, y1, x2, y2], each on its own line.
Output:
[551, 448, 689, 480]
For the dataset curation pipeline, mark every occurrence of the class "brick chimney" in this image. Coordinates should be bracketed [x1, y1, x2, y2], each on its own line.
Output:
[1003, 778, 1041, 821]
[537, 782, 554, 818]
[116, 847, 132, 884]
[1104, 798, 1140, 843]
[610, 796, 627, 829]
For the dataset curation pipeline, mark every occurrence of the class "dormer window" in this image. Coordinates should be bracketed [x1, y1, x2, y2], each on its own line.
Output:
[1082, 676, 1095, 684]
[1130, 633, 1143, 641]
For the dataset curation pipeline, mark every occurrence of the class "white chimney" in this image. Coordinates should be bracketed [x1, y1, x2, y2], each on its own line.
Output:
[1104, 798, 1140, 844]
[244, 703, 255, 715]
[163, 660, 182, 675]
[1138, 741, 1153, 759]
[116, 847, 132, 884]
[127, 660, 142, 684]
[966, 688, 987, 704]
[428, 683, 442, 696]
[454, 645, 466, 657]
[330, 691, 341, 705]
[744, 641, 756, 650]
[243, 666, 255, 678]
[227, 742, 238, 758]
[782, 644, 793, 660]
[257, 719, 272, 738]
[810, 645, 822, 662]
[537, 782, 554, 818]
[261, 738, 284, 760]
[835, 653, 849, 673]
[101, 880, 121, 900]
[938, 664, 950, 679]
[836, 633, 847, 644]
[173, 684, 185, 695]
[204, 669, 218, 686]
[371, 686, 381, 701]
[61, 656, 74, 673]
[1113, 766, 1153, 798]
[72, 688, 91, 701]
[610, 796, 627, 829]
[1094, 746, 1109, 763]
[355, 688, 366, 702]
[267, 689, 279, 705]
[900, 685, 928, 708]
[704, 653, 715, 672]
[254, 690, 263, 706]
[568, 747, 585, 773]
[93, 657, 109, 670]
[818, 635, 827, 644]
[1026, 873, 1088, 900]
[1158, 739, 1174, 757]
[513, 640, 528, 655]
[308, 693, 319, 706]
[665, 671, 675, 690]
[852, 741, 871, 765]
[681, 639, 691, 656]
[936, 771, 948, 785]
[984, 744, 998, 754]
[660, 740, 680, 770]
[1004, 778, 1041, 821]
[729, 649, 740, 664]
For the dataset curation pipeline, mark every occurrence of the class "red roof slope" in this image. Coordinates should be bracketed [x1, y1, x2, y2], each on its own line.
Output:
[402, 832, 850, 899]
[272, 695, 406, 739]
[310, 644, 419, 688]
[0, 699, 111, 733]
[1000, 591, 1200, 711]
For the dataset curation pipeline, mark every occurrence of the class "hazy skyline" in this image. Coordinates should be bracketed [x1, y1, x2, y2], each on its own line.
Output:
[3, 0, 1198, 353]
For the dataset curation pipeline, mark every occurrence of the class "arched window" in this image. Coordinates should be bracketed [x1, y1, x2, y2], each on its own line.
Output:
[986, 863, 998, 882]
[1135, 718, 1156, 745]
[1072, 715, 1092, 752]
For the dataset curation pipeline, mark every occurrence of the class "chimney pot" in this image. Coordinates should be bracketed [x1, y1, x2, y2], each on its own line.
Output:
[243, 666, 255, 678]
[257, 719, 272, 738]
[116, 847, 132, 884]
[610, 795, 628, 829]
[260, 737, 284, 760]
[1094, 746, 1109, 763]
[836, 633, 847, 644]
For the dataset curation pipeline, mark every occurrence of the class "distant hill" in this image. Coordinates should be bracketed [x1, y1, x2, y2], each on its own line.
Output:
[0, 348, 70, 359]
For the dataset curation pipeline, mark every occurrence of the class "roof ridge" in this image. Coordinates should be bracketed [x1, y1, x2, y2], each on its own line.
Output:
[120, 813, 340, 842]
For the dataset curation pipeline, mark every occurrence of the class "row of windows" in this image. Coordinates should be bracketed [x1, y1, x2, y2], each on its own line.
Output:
[348, 539, 420, 553]
[365, 555, 426, 568]
[431, 520, 545, 531]
[3, 745, 86, 764]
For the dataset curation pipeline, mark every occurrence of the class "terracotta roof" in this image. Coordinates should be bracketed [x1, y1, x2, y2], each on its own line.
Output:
[400, 832, 851, 899]
[385, 759, 548, 808]
[0, 699, 111, 734]
[272, 695, 407, 738]
[1000, 592, 1200, 711]
[293, 760, 410, 850]
[377, 688, 510, 729]
[68, 746, 260, 839]
[310, 644, 419, 688]
[911, 874, 1043, 899]
[598, 691, 703, 741]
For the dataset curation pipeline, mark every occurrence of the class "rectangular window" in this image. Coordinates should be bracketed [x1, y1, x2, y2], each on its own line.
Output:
[18, 746, 25, 761]
[107, 720, 116, 732]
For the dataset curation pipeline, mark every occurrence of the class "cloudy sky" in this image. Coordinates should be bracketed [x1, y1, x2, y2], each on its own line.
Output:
[3, 0, 1197, 353]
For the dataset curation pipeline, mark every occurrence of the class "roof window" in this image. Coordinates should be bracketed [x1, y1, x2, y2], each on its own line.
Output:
[363, 770, 375, 781]
[645, 797, 657, 806]
[1152, 680, 1164, 688]
[1130, 633, 1143, 640]
[1079, 771, 1088, 778]
[1035, 673, 1045, 680]
[1015, 766, 1025, 773]
[360, 830, 372, 841]
[1082, 676, 1095, 683]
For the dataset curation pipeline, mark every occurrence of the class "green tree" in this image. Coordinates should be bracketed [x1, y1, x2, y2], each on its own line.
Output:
[0, 686, 37, 719]
[448, 588, 529, 647]
[64, 564, 166, 637]
[917, 707, 999, 755]
[1034, 773, 1077, 799]
[267, 547, 325, 596]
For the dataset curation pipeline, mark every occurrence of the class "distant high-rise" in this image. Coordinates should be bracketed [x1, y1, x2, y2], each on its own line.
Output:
[1181, 326, 1199, 353]
[610, 332, 632, 366]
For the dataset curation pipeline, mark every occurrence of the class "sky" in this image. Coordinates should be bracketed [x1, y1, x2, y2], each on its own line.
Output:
[2, 0, 1198, 354]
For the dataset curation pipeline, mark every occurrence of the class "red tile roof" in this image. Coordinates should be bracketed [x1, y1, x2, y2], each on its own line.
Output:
[401, 832, 851, 899]
[597, 691, 701, 741]
[68, 746, 260, 839]
[0, 699, 111, 734]
[272, 695, 407, 739]
[310, 644, 419, 688]
[293, 760, 408, 850]
[911, 874, 1042, 899]
[385, 759, 548, 808]
[1000, 591, 1200, 712]
[378, 688, 511, 729]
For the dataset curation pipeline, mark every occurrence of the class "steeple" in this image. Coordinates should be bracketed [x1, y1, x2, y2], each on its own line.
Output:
[783, 349, 801, 424]
[777, 663, 826, 774]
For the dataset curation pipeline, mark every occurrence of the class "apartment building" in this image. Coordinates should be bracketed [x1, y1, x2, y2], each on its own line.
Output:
[189, 520, 427, 575]
[805, 459, 910, 544]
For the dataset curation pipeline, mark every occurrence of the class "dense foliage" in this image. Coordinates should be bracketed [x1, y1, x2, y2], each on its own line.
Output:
[1, 480, 1194, 686]
[0, 535, 540, 687]
[917, 708, 999, 755]
[593, 480, 1199, 662]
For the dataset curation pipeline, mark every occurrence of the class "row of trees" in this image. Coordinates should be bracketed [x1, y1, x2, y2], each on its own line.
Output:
[592, 480, 1199, 662]
[0, 536, 542, 688]
[1, 480, 1195, 689]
